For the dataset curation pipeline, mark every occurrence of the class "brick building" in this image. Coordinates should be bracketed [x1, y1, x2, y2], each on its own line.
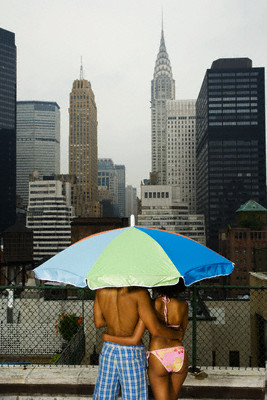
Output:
[219, 200, 267, 285]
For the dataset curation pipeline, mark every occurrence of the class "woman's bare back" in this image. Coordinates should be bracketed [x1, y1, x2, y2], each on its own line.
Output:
[149, 296, 188, 350]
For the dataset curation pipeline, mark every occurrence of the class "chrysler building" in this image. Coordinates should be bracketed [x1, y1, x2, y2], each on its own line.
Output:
[151, 27, 175, 184]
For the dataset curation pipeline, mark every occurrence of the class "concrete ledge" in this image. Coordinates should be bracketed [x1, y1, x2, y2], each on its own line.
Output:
[0, 365, 265, 399]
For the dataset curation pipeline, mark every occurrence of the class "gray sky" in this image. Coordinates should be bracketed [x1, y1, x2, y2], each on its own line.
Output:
[2, 0, 267, 192]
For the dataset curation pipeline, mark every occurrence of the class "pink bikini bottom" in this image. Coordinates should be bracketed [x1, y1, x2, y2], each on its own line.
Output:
[147, 346, 185, 373]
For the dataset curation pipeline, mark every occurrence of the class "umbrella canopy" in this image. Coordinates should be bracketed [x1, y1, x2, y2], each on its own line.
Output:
[34, 226, 234, 289]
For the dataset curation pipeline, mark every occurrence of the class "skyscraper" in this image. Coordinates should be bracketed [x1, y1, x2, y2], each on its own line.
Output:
[98, 158, 119, 216]
[0, 27, 16, 232]
[16, 101, 60, 207]
[166, 100, 197, 213]
[125, 185, 137, 219]
[115, 164, 126, 217]
[196, 58, 266, 250]
[98, 158, 117, 198]
[26, 175, 73, 262]
[69, 69, 100, 217]
[151, 28, 175, 185]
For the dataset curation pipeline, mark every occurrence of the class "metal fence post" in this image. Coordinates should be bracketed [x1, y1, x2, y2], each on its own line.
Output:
[192, 285, 197, 371]
[81, 290, 85, 322]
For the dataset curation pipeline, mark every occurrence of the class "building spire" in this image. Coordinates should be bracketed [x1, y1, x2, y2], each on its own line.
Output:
[152, 22, 175, 97]
[80, 56, 84, 80]
[160, 14, 166, 53]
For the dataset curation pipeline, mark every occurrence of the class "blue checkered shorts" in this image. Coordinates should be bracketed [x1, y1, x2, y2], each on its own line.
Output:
[93, 341, 148, 400]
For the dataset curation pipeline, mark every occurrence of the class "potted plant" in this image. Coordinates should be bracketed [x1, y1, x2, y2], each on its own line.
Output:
[54, 313, 83, 343]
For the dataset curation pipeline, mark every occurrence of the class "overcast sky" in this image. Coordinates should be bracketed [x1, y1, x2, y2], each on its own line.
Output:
[2, 0, 267, 192]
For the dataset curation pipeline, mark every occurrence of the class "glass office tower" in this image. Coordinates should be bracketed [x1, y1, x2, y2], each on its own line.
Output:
[196, 58, 266, 251]
[0, 27, 16, 232]
[16, 101, 60, 207]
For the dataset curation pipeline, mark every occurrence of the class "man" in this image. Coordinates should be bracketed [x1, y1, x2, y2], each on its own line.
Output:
[93, 286, 181, 400]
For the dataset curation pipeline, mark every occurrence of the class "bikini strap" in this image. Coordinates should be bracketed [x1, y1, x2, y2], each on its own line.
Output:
[162, 296, 180, 328]
[162, 296, 170, 325]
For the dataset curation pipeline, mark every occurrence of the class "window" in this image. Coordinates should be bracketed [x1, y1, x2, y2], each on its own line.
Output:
[223, 109, 236, 113]
[209, 109, 222, 114]
[210, 122, 223, 126]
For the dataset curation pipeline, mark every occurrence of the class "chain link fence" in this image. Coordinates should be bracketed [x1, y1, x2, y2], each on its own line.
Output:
[0, 285, 266, 368]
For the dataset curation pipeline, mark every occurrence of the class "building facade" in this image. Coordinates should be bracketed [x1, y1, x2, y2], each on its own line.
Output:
[2, 221, 33, 286]
[0, 27, 16, 232]
[71, 217, 128, 244]
[196, 58, 266, 250]
[126, 185, 137, 220]
[98, 158, 118, 202]
[138, 184, 206, 245]
[151, 28, 175, 185]
[16, 101, 60, 207]
[219, 200, 267, 286]
[26, 175, 73, 263]
[115, 164, 126, 217]
[98, 158, 127, 217]
[166, 99, 197, 213]
[69, 73, 100, 217]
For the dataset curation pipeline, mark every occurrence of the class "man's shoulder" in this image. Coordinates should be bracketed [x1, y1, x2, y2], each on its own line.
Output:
[96, 288, 117, 299]
[128, 286, 148, 294]
[127, 287, 150, 301]
[96, 287, 150, 302]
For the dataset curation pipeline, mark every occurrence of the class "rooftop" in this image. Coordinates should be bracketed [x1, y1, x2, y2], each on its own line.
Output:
[236, 199, 267, 213]
[211, 58, 252, 69]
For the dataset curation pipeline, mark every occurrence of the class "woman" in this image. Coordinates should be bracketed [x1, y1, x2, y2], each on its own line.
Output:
[102, 279, 188, 400]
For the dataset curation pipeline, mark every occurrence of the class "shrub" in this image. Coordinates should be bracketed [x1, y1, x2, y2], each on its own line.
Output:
[55, 313, 83, 342]
[49, 353, 61, 364]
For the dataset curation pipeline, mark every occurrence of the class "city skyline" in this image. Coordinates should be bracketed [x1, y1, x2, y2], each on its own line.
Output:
[2, 0, 267, 192]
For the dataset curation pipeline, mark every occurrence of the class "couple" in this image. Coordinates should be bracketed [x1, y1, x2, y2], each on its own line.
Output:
[93, 279, 188, 400]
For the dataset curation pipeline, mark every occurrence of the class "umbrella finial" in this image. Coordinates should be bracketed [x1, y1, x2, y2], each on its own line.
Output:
[130, 215, 135, 227]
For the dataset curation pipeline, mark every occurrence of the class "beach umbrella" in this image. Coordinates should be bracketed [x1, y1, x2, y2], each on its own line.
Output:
[34, 219, 234, 289]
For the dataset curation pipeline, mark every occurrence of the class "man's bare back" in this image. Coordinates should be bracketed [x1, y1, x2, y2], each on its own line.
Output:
[94, 287, 181, 342]
[94, 287, 141, 336]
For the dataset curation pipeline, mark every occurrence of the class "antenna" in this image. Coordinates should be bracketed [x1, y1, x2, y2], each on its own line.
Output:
[80, 56, 83, 80]
[161, 7, 164, 32]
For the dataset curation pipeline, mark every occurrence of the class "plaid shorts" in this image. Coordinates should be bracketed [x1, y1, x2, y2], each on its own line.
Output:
[93, 341, 148, 400]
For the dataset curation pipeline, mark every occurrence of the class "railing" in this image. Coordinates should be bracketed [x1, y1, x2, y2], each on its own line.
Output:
[0, 285, 266, 369]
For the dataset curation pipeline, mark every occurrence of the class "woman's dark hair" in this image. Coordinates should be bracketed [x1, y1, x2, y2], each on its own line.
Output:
[152, 278, 186, 299]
